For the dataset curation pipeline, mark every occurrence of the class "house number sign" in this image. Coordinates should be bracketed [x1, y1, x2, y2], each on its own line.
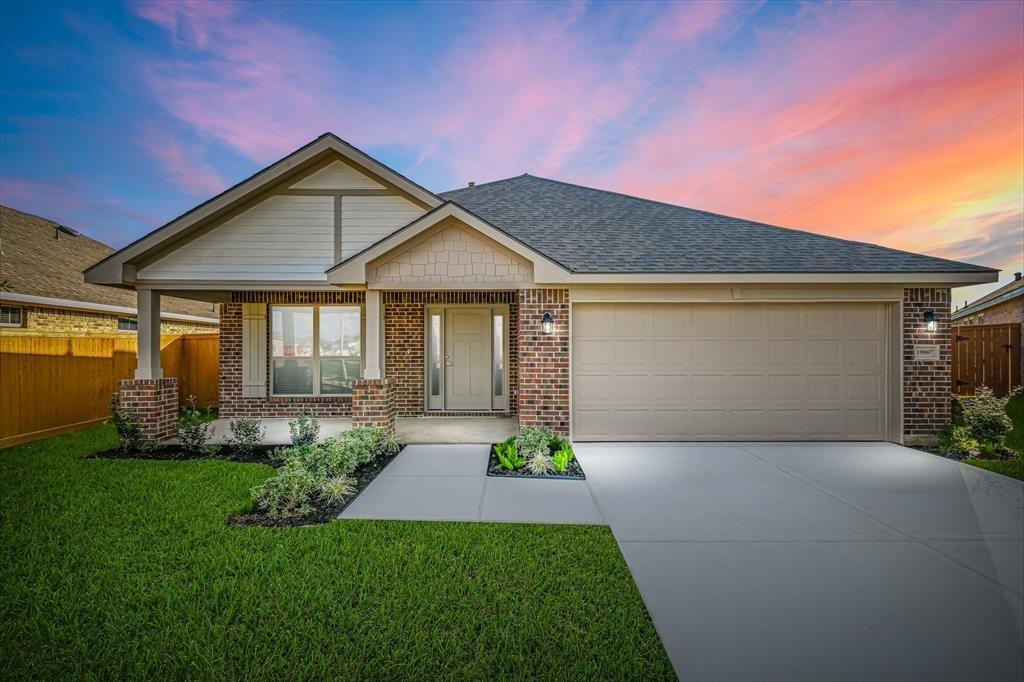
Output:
[914, 344, 939, 361]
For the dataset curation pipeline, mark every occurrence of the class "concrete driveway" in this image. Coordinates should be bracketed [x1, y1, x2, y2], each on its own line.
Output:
[576, 442, 1024, 682]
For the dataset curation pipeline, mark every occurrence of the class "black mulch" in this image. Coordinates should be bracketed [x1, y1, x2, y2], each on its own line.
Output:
[227, 445, 404, 527]
[486, 444, 586, 480]
[88, 444, 281, 467]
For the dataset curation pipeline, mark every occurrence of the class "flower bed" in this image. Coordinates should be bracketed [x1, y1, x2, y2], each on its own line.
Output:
[487, 427, 585, 480]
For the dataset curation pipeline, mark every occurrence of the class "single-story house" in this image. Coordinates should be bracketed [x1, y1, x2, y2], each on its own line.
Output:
[84, 133, 997, 444]
[1, 205, 219, 334]
[952, 273, 1023, 327]
[952, 272, 1023, 388]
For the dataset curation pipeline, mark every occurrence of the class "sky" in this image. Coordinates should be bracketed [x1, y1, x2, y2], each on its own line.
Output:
[1, 0, 1021, 305]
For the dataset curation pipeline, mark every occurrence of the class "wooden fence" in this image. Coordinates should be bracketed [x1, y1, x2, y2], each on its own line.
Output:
[0, 332, 219, 448]
[951, 323, 1021, 396]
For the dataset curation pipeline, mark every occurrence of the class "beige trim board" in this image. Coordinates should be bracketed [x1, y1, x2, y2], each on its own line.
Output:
[558, 272, 997, 286]
[568, 284, 907, 303]
[85, 134, 442, 285]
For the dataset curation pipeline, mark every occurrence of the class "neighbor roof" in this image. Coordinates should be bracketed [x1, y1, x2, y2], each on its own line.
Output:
[440, 174, 996, 275]
[952, 275, 1024, 319]
[0, 206, 219, 321]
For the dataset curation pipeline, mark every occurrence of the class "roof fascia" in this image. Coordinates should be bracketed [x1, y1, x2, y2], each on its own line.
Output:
[559, 272, 999, 286]
[0, 291, 219, 324]
[952, 286, 1024, 319]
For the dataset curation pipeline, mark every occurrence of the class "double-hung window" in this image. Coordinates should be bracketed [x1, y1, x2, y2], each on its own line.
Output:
[271, 305, 362, 396]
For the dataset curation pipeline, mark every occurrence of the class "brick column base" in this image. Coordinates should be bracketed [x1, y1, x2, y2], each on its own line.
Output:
[118, 378, 179, 442]
[351, 379, 396, 437]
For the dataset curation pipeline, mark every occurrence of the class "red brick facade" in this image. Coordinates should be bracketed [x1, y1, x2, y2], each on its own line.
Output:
[383, 290, 518, 417]
[218, 291, 364, 418]
[517, 288, 570, 436]
[351, 379, 396, 436]
[118, 378, 179, 441]
[902, 287, 951, 444]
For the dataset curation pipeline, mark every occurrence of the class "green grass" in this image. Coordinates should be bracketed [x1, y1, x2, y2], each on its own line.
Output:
[0, 425, 673, 680]
[965, 455, 1024, 481]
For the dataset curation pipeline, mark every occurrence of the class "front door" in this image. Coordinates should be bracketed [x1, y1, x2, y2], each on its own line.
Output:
[443, 308, 492, 410]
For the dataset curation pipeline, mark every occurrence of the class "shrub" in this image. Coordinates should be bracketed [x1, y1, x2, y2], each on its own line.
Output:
[345, 427, 384, 465]
[317, 437, 361, 476]
[289, 411, 320, 446]
[251, 460, 324, 518]
[320, 474, 358, 505]
[526, 453, 555, 475]
[938, 424, 979, 459]
[110, 393, 143, 454]
[495, 436, 525, 470]
[957, 386, 1011, 446]
[379, 434, 401, 457]
[552, 442, 574, 473]
[1005, 390, 1024, 457]
[227, 418, 265, 456]
[517, 427, 555, 459]
[174, 395, 218, 455]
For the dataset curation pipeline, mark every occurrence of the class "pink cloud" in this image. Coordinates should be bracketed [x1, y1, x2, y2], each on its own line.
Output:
[137, 128, 226, 196]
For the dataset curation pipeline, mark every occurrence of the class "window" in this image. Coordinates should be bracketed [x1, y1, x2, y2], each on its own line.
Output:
[117, 317, 138, 332]
[0, 305, 23, 327]
[272, 305, 361, 396]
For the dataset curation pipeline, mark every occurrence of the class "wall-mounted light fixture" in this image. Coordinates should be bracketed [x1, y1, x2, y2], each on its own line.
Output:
[923, 310, 938, 333]
[541, 311, 554, 335]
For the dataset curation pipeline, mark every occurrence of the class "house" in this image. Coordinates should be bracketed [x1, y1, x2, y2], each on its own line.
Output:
[1, 206, 219, 334]
[84, 133, 997, 444]
[952, 273, 1023, 326]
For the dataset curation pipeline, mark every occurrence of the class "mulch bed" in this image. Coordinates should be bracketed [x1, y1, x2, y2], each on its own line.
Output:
[486, 444, 586, 480]
[88, 445, 281, 467]
[90, 443, 404, 527]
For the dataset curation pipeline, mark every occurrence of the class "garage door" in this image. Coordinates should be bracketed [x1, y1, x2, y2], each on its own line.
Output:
[572, 303, 889, 441]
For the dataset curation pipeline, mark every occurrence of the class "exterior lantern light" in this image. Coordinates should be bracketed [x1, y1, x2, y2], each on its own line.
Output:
[923, 310, 938, 333]
[541, 311, 554, 335]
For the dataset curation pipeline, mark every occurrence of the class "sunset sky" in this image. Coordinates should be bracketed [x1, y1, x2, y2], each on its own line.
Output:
[1, 0, 1021, 303]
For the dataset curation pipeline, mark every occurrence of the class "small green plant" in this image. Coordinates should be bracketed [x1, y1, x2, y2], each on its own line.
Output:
[552, 442, 574, 473]
[379, 434, 401, 457]
[174, 395, 218, 455]
[526, 452, 555, 475]
[320, 474, 358, 505]
[250, 460, 324, 518]
[289, 411, 320, 446]
[495, 436, 525, 470]
[110, 393, 143, 454]
[957, 386, 1012, 446]
[1004, 390, 1024, 457]
[227, 418, 264, 456]
[516, 427, 555, 459]
[977, 442, 999, 459]
[938, 424, 979, 459]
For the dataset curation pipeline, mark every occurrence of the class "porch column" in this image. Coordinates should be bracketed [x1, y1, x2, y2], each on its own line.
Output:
[364, 289, 382, 380]
[135, 288, 163, 379]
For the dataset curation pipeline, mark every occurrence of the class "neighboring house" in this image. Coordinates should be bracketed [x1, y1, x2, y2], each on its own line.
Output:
[952, 273, 1023, 326]
[1, 206, 218, 334]
[85, 134, 997, 444]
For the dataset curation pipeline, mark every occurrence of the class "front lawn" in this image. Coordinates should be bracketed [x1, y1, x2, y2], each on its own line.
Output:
[0, 425, 673, 679]
[965, 456, 1024, 481]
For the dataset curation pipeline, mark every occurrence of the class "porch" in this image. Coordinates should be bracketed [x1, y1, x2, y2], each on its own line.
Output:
[198, 416, 519, 445]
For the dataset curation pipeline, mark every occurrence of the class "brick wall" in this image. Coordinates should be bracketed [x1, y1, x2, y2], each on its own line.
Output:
[13, 305, 216, 334]
[351, 379, 396, 436]
[219, 291, 364, 418]
[118, 378, 179, 442]
[517, 288, 569, 436]
[953, 298, 1023, 326]
[903, 287, 951, 444]
[383, 290, 518, 416]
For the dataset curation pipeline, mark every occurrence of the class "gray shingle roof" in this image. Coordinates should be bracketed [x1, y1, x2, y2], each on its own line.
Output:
[439, 175, 995, 274]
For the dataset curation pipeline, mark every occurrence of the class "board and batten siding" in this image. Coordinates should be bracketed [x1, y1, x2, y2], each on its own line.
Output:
[289, 160, 384, 190]
[138, 195, 335, 281]
[341, 195, 424, 260]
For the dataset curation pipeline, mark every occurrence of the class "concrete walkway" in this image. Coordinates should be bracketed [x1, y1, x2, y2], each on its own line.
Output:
[576, 442, 1024, 682]
[341, 444, 603, 524]
[202, 417, 516, 445]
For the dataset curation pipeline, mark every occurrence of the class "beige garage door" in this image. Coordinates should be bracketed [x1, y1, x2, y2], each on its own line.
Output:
[572, 302, 890, 441]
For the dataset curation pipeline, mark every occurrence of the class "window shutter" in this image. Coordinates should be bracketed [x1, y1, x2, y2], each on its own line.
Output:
[242, 303, 267, 398]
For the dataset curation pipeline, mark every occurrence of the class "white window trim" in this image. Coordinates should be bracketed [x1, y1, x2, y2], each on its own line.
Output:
[270, 303, 364, 397]
[117, 316, 139, 332]
[0, 305, 23, 327]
